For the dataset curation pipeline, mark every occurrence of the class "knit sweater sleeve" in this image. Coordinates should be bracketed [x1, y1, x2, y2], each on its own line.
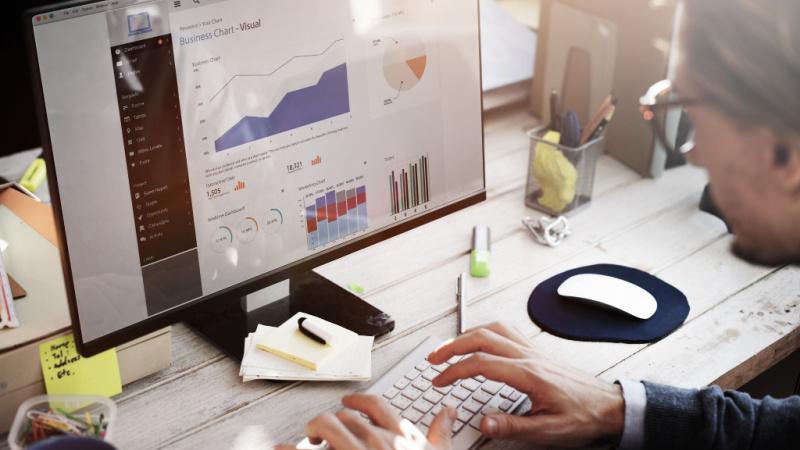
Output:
[642, 381, 800, 450]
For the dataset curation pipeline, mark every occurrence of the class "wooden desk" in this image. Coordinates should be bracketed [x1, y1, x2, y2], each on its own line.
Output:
[4, 105, 799, 449]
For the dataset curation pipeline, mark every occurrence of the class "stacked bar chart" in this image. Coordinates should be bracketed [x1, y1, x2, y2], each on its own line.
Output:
[388, 154, 430, 215]
[305, 185, 367, 249]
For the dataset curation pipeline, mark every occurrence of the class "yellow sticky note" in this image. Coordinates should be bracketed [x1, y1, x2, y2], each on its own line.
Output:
[39, 334, 122, 397]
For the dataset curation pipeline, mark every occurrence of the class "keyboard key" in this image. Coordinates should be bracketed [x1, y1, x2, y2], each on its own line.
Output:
[413, 399, 434, 414]
[405, 369, 422, 380]
[395, 378, 411, 390]
[390, 404, 404, 417]
[433, 384, 453, 395]
[421, 369, 440, 381]
[499, 386, 514, 398]
[417, 424, 429, 436]
[481, 380, 504, 395]
[469, 414, 484, 430]
[481, 404, 501, 416]
[508, 391, 522, 402]
[452, 386, 472, 401]
[452, 420, 465, 434]
[431, 404, 445, 416]
[442, 395, 462, 409]
[383, 387, 400, 400]
[460, 378, 481, 392]
[403, 408, 425, 423]
[456, 407, 474, 423]
[391, 396, 413, 410]
[422, 413, 436, 427]
[474, 375, 487, 382]
[471, 390, 492, 404]
[423, 390, 444, 404]
[499, 399, 514, 412]
[402, 387, 424, 401]
[448, 355, 463, 365]
[432, 363, 449, 373]
[462, 399, 483, 414]
[415, 360, 431, 371]
[412, 378, 432, 392]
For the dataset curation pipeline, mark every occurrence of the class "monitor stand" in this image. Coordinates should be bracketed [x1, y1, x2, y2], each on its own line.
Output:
[184, 271, 394, 360]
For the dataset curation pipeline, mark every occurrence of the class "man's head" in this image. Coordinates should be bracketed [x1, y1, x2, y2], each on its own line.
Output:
[677, 0, 800, 265]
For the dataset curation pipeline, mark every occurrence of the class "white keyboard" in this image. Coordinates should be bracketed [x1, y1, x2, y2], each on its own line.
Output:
[365, 336, 528, 449]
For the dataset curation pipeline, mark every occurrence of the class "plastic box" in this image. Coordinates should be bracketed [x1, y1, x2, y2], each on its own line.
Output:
[7, 395, 116, 450]
[525, 125, 603, 215]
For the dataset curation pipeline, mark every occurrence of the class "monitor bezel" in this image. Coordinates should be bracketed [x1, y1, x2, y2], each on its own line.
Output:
[24, 0, 486, 357]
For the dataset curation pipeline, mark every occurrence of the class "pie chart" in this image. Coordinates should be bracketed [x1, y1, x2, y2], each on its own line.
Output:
[383, 32, 427, 92]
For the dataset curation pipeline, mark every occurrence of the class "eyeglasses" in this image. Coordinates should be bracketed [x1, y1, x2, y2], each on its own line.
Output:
[639, 79, 699, 155]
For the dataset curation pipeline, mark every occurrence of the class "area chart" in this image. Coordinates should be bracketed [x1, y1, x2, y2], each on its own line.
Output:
[305, 186, 367, 249]
[215, 63, 350, 152]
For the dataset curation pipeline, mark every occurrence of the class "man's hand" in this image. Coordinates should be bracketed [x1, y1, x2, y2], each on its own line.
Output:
[276, 393, 456, 450]
[427, 322, 625, 448]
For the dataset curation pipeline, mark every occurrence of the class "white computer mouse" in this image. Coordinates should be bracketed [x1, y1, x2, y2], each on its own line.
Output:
[557, 273, 657, 319]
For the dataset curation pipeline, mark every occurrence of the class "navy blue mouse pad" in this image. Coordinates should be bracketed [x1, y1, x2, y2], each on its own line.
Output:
[528, 264, 690, 343]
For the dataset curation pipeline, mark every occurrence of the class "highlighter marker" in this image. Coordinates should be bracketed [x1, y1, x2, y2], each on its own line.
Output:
[20, 156, 46, 193]
[298, 317, 338, 346]
[470, 225, 491, 277]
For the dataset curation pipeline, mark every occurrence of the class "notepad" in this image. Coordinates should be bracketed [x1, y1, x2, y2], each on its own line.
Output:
[241, 324, 372, 381]
[256, 312, 358, 371]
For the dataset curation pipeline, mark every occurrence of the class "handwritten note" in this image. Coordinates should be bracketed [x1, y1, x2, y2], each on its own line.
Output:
[39, 334, 122, 397]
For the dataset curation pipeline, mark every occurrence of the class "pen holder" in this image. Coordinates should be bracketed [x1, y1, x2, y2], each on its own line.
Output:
[525, 125, 603, 215]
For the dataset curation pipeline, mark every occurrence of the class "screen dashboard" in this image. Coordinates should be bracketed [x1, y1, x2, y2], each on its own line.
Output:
[30, 0, 484, 347]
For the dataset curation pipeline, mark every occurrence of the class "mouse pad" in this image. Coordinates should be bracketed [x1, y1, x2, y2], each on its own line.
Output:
[527, 264, 690, 343]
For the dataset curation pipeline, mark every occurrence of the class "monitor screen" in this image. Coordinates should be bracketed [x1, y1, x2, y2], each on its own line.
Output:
[27, 0, 484, 356]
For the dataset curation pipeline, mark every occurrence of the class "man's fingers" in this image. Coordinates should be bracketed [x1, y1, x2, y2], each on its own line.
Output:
[474, 321, 533, 348]
[335, 409, 372, 441]
[342, 394, 403, 435]
[433, 353, 529, 389]
[427, 407, 456, 449]
[305, 412, 363, 450]
[428, 328, 525, 364]
[481, 413, 552, 441]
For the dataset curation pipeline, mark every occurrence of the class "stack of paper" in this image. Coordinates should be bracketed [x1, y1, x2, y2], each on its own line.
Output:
[239, 315, 373, 382]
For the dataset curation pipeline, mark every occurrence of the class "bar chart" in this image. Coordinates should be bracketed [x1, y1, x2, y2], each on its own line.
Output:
[305, 185, 367, 249]
[388, 154, 430, 215]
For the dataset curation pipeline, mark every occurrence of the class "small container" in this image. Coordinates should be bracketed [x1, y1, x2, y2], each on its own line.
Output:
[525, 125, 603, 215]
[8, 395, 116, 450]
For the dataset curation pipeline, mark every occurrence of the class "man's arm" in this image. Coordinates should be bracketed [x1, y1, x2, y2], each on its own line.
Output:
[643, 382, 800, 450]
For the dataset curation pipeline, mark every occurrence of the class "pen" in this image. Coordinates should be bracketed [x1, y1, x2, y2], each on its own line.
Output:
[457, 272, 467, 335]
[587, 101, 617, 143]
[550, 90, 561, 132]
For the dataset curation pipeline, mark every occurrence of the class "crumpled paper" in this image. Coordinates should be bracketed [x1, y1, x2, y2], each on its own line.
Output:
[533, 131, 577, 212]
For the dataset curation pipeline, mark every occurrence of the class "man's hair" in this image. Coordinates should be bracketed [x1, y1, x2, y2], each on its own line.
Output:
[682, 0, 800, 143]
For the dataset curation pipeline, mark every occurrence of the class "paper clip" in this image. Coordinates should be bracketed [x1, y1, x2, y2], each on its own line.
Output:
[522, 215, 571, 247]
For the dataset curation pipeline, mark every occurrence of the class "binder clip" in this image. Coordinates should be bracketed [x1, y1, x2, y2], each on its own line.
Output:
[522, 215, 571, 247]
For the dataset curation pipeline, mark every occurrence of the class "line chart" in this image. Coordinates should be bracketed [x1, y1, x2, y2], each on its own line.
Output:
[208, 38, 345, 102]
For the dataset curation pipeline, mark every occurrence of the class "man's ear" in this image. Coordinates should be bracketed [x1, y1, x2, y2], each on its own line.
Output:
[774, 142, 800, 195]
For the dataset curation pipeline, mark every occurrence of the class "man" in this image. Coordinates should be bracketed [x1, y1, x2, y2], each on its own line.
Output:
[278, 0, 800, 447]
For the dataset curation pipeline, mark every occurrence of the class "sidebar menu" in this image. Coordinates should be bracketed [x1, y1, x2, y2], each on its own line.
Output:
[112, 34, 196, 266]
[111, 34, 203, 315]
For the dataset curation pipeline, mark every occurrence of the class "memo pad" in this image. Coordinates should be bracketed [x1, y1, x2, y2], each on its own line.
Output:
[527, 264, 689, 343]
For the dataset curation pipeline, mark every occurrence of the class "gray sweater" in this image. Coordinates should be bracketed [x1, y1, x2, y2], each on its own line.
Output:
[643, 381, 800, 449]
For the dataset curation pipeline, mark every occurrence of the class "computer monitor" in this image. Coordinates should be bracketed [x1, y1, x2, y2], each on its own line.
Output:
[25, 0, 485, 359]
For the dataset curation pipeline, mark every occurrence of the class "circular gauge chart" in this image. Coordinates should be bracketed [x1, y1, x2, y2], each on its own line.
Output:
[383, 32, 427, 92]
